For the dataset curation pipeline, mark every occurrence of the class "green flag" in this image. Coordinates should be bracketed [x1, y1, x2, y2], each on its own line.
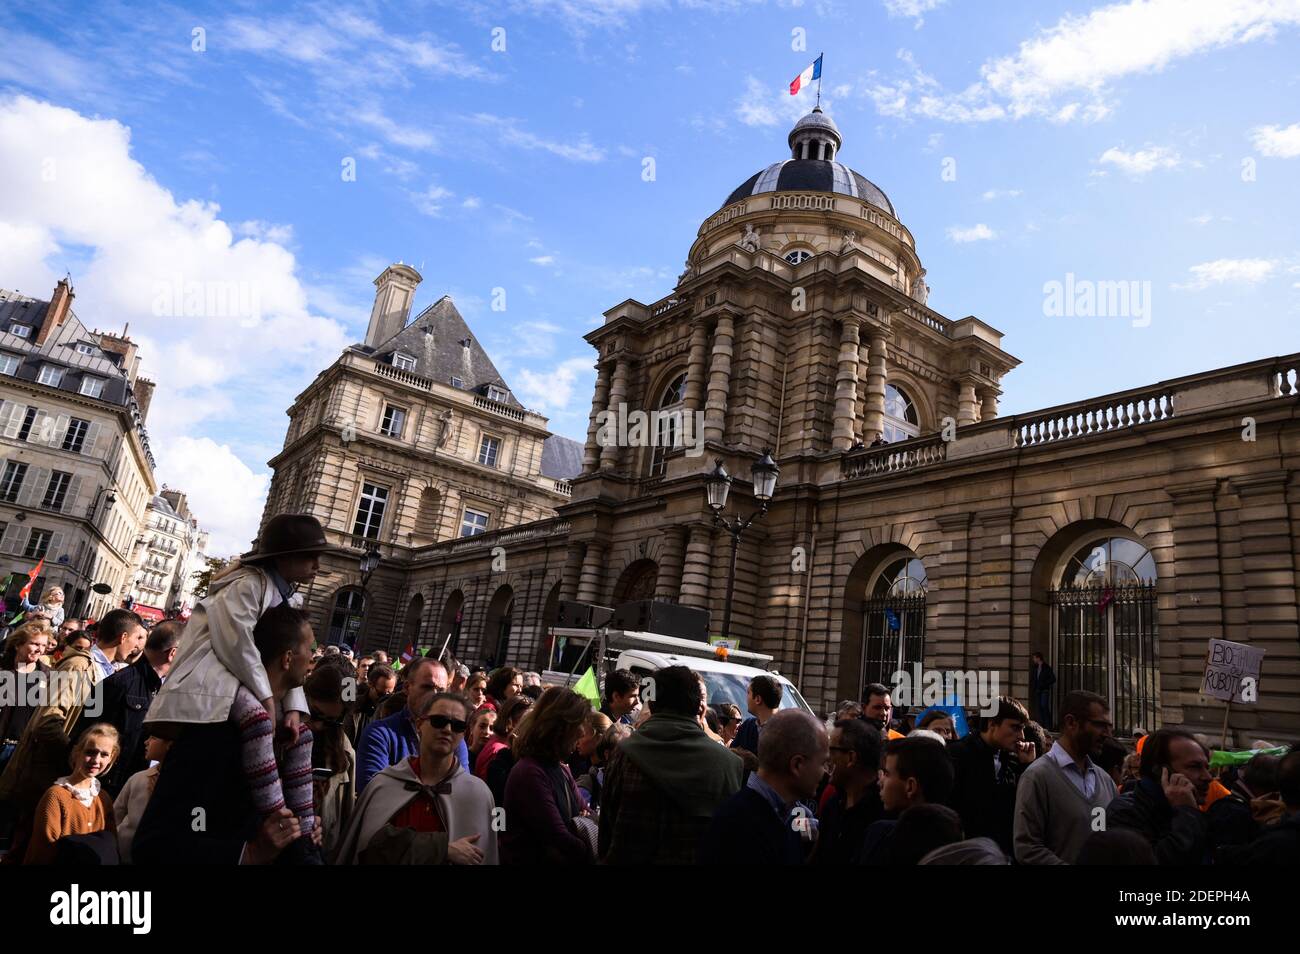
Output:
[574, 667, 601, 708]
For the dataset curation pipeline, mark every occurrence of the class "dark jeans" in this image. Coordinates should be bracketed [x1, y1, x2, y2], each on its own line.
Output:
[1036, 690, 1053, 730]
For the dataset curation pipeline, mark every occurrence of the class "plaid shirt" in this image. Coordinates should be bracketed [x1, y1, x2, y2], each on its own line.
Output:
[597, 748, 712, 865]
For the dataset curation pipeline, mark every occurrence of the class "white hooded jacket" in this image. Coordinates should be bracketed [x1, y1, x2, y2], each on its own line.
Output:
[144, 562, 307, 726]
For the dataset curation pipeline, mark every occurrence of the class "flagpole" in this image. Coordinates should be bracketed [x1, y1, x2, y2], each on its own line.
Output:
[816, 52, 823, 108]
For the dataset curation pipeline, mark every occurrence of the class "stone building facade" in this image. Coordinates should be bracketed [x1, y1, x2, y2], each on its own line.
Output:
[262, 111, 1300, 744]
[0, 280, 158, 621]
[127, 488, 208, 621]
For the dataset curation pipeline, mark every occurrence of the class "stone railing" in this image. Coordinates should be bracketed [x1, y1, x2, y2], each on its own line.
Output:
[1013, 386, 1174, 448]
[327, 529, 407, 562]
[372, 361, 434, 392]
[841, 351, 1300, 481]
[650, 296, 686, 318]
[473, 395, 526, 422]
[900, 303, 951, 338]
[419, 518, 571, 556]
[842, 435, 947, 478]
[548, 478, 573, 496]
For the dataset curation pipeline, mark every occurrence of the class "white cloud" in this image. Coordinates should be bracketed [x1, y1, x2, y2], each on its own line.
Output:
[355, 106, 438, 151]
[411, 183, 454, 217]
[1189, 212, 1214, 226]
[867, 0, 1300, 123]
[946, 223, 997, 243]
[468, 113, 605, 162]
[513, 357, 595, 415]
[529, 255, 556, 265]
[1251, 122, 1300, 158]
[1098, 145, 1183, 176]
[736, 75, 824, 127]
[981, 189, 1023, 200]
[461, 196, 481, 209]
[235, 220, 295, 245]
[1174, 258, 1277, 290]
[0, 95, 350, 549]
[883, 0, 947, 28]
[155, 437, 271, 557]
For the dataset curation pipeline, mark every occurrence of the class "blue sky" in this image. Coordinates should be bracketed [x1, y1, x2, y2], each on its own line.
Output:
[1, 0, 1298, 554]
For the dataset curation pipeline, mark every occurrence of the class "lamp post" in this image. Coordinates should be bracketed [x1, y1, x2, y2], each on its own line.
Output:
[704, 449, 779, 642]
[355, 543, 381, 650]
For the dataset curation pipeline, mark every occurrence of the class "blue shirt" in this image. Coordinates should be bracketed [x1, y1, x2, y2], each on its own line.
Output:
[1045, 740, 1099, 800]
[89, 645, 116, 680]
[355, 707, 469, 793]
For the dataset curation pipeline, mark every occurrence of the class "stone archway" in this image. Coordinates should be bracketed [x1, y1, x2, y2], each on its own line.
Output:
[438, 589, 465, 657]
[613, 559, 659, 604]
[483, 585, 515, 669]
[838, 543, 927, 703]
[403, 593, 425, 650]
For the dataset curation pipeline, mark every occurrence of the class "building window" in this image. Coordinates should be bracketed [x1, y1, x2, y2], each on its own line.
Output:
[783, 249, 813, 265]
[487, 385, 509, 403]
[24, 528, 52, 559]
[392, 353, 416, 372]
[16, 406, 37, 442]
[880, 384, 920, 443]
[328, 589, 366, 646]
[0, 354, 17, 376]
[477, 436, 500, 468]
[352, 482, 389, 539]
[380, 405, 407, 438]
[649, 372, 688, 478]
[450, 376, 463, 389]
[79, 376, 105, 398]
[459, 508, 489, 538]
[75, 343, 97, 355]
[0, 461, 27, 502]
[9, 324, 31, 339]
[43, 471, 72, 510]
[37, 365, 65, 387]
[62, 418, 90, 453]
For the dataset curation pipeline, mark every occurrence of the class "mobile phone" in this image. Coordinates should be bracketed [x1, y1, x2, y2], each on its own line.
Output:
[312, 767, 333, 781]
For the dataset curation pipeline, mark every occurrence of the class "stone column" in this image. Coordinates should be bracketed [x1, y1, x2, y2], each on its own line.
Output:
[654, 525, 688, 603]
[704, 315, 734, 445]
[980, 388, 999, 422]
[576, 541, 608, 603]
[599, 359, 629, 470]
[862, 331, 888, 442]
[683, 320, 708, 414]
[957, 378, 979, 427]
[855, 340, 870, 443]
[583, 362, 611, 473]
[678, 524, 714, 610]
[560, 542, 585, 601]
[832, 316, 862, 450]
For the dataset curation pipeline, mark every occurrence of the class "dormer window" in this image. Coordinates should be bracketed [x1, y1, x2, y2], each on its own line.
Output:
[784, 249, 813, 265]
[487, 385, 509, 403]
[80, 376, 105, 398]
[393, 353, 416, 372]
[9, 324, 31, 339]
[38, 365, 64, 387]
[75, 343, 97, 355]
[450, 376, 464, 389]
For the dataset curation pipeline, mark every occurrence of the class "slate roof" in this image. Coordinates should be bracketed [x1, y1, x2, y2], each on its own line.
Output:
[541, 434, 584, 480]
[350, 296, 523, 408]
[724, 159, 895, 216]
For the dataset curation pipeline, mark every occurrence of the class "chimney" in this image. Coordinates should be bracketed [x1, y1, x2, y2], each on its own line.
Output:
[135, 377, 156, 423]
[96, 330, 140, 386]
[34, 277, 75, 346]
[364, 263, 422, 348]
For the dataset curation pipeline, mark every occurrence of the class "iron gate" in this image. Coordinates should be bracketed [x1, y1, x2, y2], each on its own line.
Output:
[1050, 582, 1158, 736]
[859, 594, 927, 693]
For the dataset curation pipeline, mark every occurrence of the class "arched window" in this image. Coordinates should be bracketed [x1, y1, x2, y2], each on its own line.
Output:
[784, 249, 813, 265]
[328, 589, 365, 647]
[648, 372, 687, 478]
[853, 553, 928, 695]
[1050, 534, 1158, 735]
[872, 557, 928, 597]
[882, 384, 920, 443]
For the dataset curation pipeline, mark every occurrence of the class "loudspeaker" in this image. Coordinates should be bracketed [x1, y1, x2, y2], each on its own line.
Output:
[556, 600, 615, 629]
[611, 600, 710, 641]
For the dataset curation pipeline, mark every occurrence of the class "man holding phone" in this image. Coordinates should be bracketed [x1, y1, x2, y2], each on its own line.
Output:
[1106, 727, 1211, 865]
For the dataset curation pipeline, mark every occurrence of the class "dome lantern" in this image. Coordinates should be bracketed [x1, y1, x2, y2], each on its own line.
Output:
[787, 106, 842, 161]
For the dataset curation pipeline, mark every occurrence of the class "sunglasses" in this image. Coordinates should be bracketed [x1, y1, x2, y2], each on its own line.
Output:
[309, 709, 346, 728]
[423, 714, 467, 734]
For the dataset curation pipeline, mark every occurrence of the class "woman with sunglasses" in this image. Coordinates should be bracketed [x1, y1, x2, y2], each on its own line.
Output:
[716, 703, 744, 746]
[336, 691, 497, 865]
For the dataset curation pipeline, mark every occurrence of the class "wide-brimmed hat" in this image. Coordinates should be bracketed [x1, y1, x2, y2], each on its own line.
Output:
[242, 514, 329, 564]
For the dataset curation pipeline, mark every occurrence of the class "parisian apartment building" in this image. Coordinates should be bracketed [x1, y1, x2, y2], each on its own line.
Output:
[127, 487, 210, 622]
[0, 279, 158, 620]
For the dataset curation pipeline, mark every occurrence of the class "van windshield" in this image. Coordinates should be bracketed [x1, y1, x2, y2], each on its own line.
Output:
[699, 672, 809, 714]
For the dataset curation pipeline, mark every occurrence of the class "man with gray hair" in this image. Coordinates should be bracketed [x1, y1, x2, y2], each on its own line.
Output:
[701, 709, 828, 865]
[356, 656, 467, 792]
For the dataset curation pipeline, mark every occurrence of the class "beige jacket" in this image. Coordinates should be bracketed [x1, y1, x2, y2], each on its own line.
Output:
[144, 563, 306, 728]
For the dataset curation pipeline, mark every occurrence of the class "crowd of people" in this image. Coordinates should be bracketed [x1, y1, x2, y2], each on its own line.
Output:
[0, 513, 1295, 866]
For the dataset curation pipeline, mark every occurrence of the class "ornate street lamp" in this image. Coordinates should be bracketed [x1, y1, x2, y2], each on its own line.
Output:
[354, 543, 381, 651]
[704, 449, 780, 642]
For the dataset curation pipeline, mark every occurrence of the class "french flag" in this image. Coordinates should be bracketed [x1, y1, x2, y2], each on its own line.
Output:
[790, 54, 822, 96]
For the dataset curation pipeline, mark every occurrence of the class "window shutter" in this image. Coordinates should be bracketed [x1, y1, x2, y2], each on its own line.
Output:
[63, 474, 83, 514]
[47, 531, 64, 563]
[48, 414, 71, 448]
[2, 402, 26, 438]
[0, 523, 21, 554]
[17, 466, 49, 508]
[84, 421, 104, 456]
[28, 409, 51, 444]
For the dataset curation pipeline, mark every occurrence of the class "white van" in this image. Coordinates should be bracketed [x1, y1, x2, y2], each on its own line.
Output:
[542, 627, 813, 716]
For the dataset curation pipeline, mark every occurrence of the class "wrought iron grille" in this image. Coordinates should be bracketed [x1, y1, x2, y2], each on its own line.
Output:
[859, 594, 927, 693]
[1050, 582, 1158, 736]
